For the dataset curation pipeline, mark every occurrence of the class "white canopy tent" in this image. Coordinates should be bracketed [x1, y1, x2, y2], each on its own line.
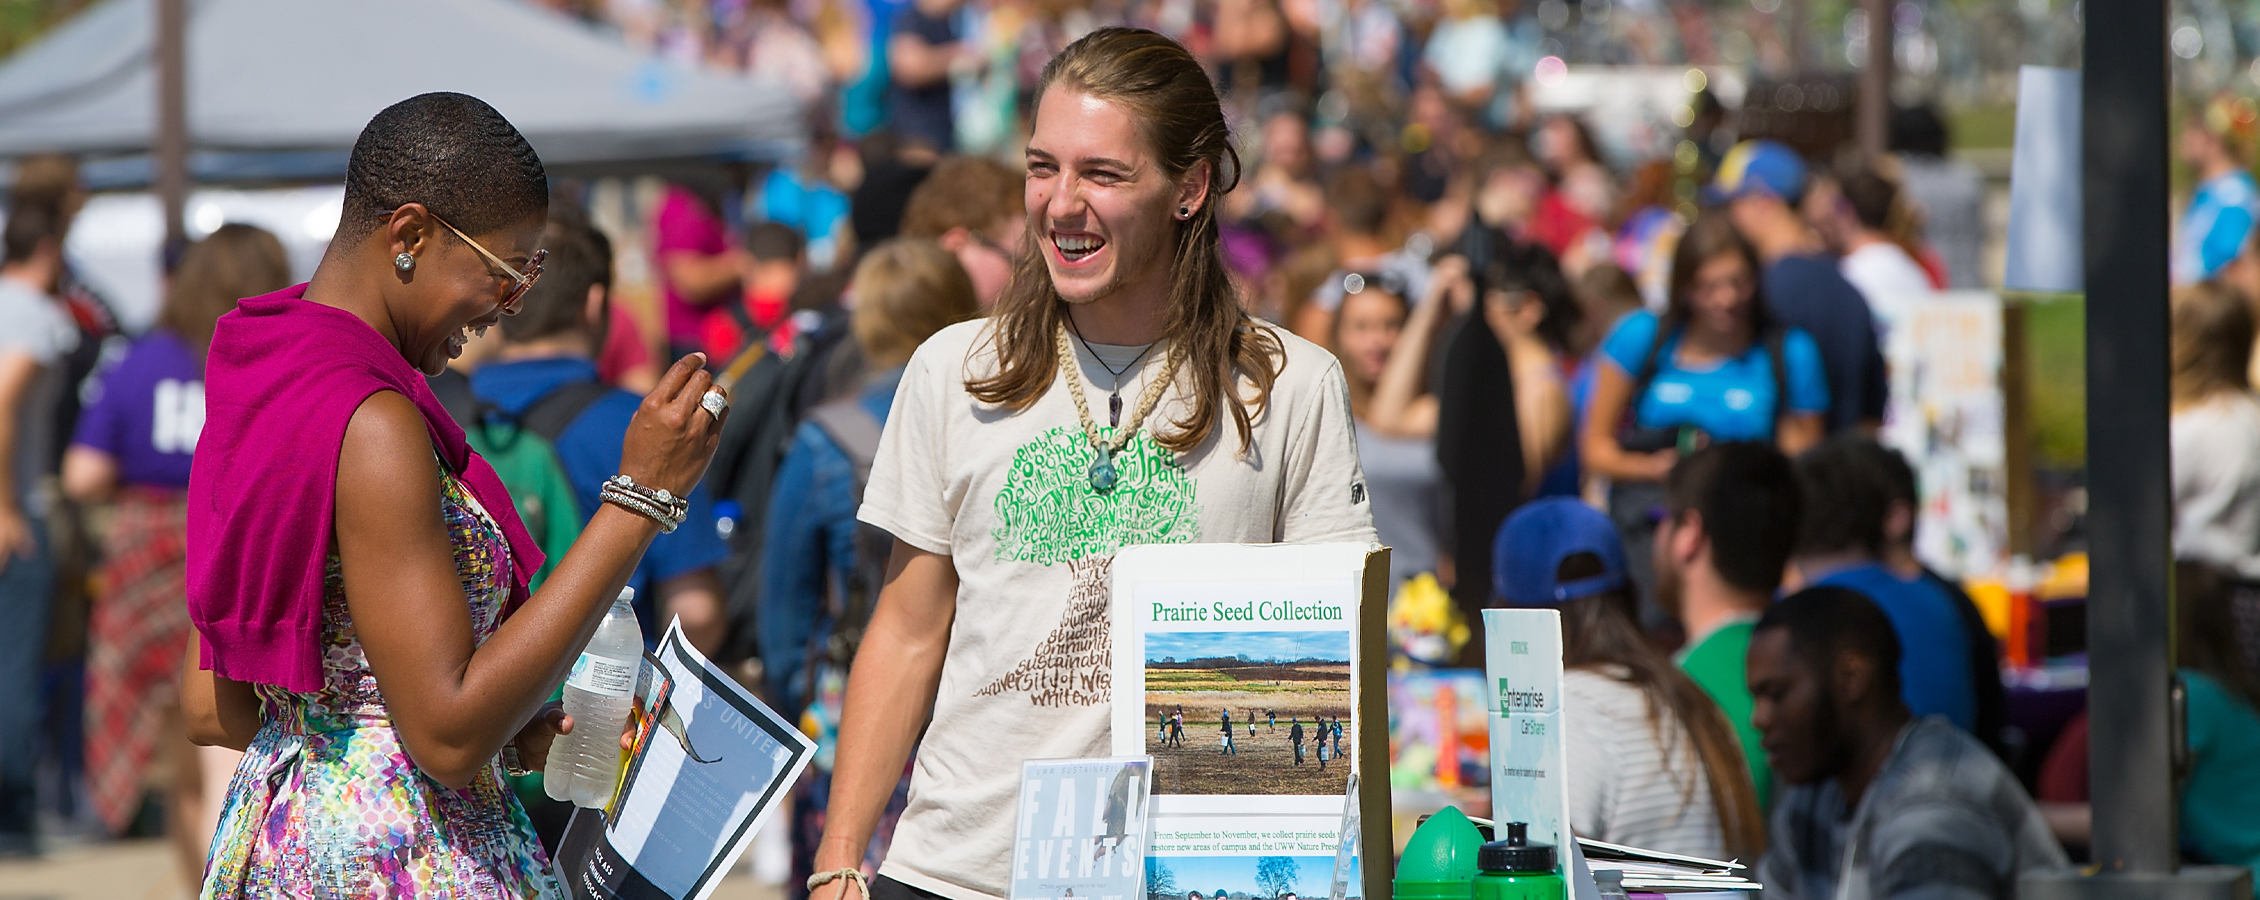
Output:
[0, 0, 809, 326]
[0, 0, 807, 175]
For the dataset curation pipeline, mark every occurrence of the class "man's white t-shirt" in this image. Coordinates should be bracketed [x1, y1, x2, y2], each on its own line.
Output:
[0, 276, 77, 517]
[2172, 391, 2260, 580]
[858, 318, 1378, 900]
[1838, 241, 1934, 306]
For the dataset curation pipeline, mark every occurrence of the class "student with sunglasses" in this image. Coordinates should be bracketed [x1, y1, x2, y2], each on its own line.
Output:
[183, 93, 725, 897]
[1331, 260, 1461, 591]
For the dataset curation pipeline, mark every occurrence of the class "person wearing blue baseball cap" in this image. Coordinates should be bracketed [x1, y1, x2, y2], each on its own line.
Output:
[1712, 140, 1887, 437]
[1491, 497, 1764, 861]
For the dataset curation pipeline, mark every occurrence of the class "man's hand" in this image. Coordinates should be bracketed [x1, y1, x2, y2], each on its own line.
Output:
[809, 842, 871, 900]
[0, 507, 34, 576]
[1635, 449, 1680, 481]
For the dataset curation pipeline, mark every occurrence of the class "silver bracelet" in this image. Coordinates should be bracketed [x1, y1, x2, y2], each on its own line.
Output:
[606, 474, 687, 517]
[603, 489, 682, 533]
[602, 484, 684, 533]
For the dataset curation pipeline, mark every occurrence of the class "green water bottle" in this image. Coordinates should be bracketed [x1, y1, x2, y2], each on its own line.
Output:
[1470, 823, 1564, 900]
[1391, 806, 1486, 900]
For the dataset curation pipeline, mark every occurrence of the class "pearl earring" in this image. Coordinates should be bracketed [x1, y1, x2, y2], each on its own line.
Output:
[394, 252, 415, 273]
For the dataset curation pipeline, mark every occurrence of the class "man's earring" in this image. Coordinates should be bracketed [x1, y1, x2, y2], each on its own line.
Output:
[1177, 205, 1191, 219]
[394, 252, 415, 273]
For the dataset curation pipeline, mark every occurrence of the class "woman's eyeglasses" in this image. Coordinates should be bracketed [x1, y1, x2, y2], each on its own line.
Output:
[379, 206, 546, 314]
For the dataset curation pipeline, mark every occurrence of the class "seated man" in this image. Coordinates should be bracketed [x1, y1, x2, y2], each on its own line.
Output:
[1851, 438, 2007, 755]
[1750, 587, 2065, 900]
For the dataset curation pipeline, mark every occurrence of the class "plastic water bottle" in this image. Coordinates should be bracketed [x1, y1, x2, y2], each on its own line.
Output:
[543, 588, 641, 808]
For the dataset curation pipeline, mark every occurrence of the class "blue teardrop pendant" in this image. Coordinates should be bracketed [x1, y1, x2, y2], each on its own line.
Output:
[1089, 445, 1118, 492]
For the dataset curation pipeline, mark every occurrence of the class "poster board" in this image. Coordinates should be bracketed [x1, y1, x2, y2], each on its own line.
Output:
[1481, 609, 1572, 865]
[1108, 543, 1393, 900]
[1870, 289, 2009, 579]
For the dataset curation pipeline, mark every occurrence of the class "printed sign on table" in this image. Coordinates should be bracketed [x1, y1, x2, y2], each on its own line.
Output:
[1010, 757, 1154, 900]
[1483, 608, 1570, 860]
[1110, 543, 1391, 900]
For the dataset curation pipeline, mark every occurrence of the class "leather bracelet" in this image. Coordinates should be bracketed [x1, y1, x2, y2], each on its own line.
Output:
[809, 868, 871, 900]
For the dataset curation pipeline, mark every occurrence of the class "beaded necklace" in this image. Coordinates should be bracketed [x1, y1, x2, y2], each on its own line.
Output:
[1055, 322, 1183, 492]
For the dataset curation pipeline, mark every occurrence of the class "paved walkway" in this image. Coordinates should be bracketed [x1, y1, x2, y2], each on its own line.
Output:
[0, 839, 184, 900]
[0, 838, 784, 900]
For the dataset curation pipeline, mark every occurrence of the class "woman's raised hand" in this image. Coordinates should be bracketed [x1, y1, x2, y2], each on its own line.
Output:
[1429, 254, 1475, 316]
[619, 354, 728, 497]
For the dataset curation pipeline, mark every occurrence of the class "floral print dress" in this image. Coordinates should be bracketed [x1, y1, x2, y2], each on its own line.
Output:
[201, 469, 561, 899]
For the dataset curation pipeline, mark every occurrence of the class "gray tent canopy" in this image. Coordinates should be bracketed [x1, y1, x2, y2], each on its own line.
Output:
[0, 0, 807, 176]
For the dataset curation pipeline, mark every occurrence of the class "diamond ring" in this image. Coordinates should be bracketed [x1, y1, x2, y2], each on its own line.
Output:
[700, 389, 728, 420]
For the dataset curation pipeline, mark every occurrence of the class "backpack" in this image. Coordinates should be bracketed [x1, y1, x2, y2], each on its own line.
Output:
[1605, 322, 1792, 625]
[708, 310, 859, 665]
[802, 395, 893, 673]
[429, 369, 610, 588]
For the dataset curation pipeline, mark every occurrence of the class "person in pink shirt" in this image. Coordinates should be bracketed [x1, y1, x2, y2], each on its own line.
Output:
[653, 182, 752, 357]
[560, 221, 661, 394]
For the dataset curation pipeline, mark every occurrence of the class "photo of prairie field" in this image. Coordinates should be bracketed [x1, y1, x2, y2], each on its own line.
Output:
[1144, 631, 1352, 796]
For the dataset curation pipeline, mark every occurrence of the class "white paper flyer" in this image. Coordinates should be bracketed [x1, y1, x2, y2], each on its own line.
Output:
[1482, 608, 1570, 861]
[552, 620, 816, 900]
[1010, 756, 1154, 900]
[1110, 543, 1380, 900]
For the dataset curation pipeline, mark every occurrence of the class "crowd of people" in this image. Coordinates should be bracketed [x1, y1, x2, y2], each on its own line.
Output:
[2, 3, 2260, 898]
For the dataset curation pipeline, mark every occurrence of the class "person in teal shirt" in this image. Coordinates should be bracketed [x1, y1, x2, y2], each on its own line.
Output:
[2176, 562, 2260, 896]
[1582, 216, 1829, 620]
[1598, 308, 1831, 444]
[2174, 103, 2260, 284]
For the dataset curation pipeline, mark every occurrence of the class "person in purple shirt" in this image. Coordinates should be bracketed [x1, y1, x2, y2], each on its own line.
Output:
[58, 224, 289, 877]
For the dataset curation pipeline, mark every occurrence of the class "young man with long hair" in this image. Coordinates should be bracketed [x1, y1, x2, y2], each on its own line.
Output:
[811, 27, 1376, 900]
